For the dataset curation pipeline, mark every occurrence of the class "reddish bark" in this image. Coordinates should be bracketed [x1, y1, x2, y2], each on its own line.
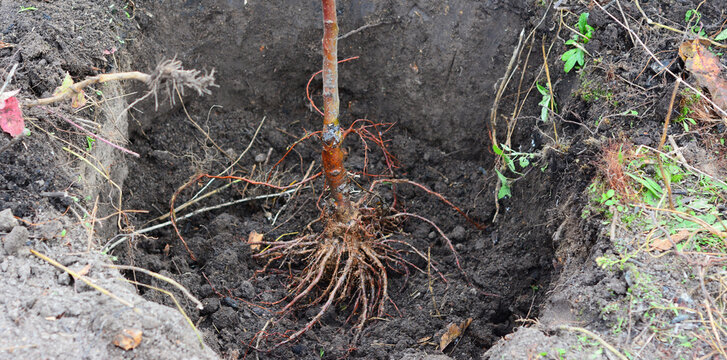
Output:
[320, 0, 351, 217]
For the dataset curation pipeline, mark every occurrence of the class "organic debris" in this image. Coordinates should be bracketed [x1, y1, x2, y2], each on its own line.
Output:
[52, 73, 87, 109]
[650, 229, 692, 251]
[0, 92, 24, 137]
[112, 329, 143, 351]
[247, 230, 263, 251]
[439, 318, 472, 351]
[679, 39, 727, 111]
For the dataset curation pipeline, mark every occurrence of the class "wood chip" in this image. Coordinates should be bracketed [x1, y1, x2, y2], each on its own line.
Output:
[651, 229, 692, 251]
[247, 231, 263, 251]
[113, 329, 142, 351]
[439, 318, 472, 350]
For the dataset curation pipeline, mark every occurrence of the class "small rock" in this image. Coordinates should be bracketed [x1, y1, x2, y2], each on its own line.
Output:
[198, 284, 214, 298]
[38, 220, 63, 240]
[251, 306, 270, 318]
[428, 231, 436, 239]
[17, 263, 31, 281]
[449, 225, 466, 243]
[3, 226, 29, 255]
[60, 256, 80, 267]
[254, 153, 266, 163]
[234, 280, 255, 299]
[57, 272, 71, 286]
[221, 297, 239, 310]
[474, 238, 485, 250]
[0, 259, 8, 272]
[677, 293, 694, 307]
[200, 297, 220, 316]
[670, 314, 691, 324]
[0, 209, 19, 232]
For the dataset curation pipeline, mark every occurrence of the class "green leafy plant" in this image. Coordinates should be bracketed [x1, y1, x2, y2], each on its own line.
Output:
[536, 82, 556, 122]
[495, 169, 511, 199]
[562, 13, 594, 73]
[685, 9, 706, 37]
[716, 28, 727, 41]
[85, 136, 96, 152]
[676, 88, 701, 131]
[493, 142, 538, 174]
[492, 142, 539, 199]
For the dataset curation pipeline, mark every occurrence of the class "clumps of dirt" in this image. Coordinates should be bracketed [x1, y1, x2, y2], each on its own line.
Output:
[1, 1, 229, 359]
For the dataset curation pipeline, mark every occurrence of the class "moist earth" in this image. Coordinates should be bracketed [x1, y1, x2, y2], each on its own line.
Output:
[1, 0, 723, 359]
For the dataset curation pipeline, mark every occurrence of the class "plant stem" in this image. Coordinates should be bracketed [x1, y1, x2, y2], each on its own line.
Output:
[320, 0, 351, 218]
[24, 72, 151, 108]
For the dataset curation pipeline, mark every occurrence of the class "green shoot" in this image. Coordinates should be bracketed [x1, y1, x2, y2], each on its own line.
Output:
[536, 82, 556, 122]
[85, 136, 96, 152]
[562, 13, 594, 73]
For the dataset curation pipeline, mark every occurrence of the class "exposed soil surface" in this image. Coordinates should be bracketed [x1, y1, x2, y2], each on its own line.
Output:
[1, 0, 726, 359]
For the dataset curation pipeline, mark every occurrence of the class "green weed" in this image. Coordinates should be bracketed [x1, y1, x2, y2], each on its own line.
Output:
[537, 82, 557, 122]
[562, 13, 594, 73]
[684, 9, 706, 37]
[492, 142, 540, 199]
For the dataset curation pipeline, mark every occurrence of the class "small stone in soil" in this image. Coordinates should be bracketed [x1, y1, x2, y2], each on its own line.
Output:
[201, 297, 220, 316]
[234, 280, 255, 299]
[198, 284, 214, 298]
[0, 209, 19, 231]
[57, 272, 71, 286]
[38, 220, 63, 240]
[221, 296, 239, 310]
[291, 344, 306, 355]
[4, 226, 29, 256]
[449, 225, 466, 242]
[254, 153, 266, 163]
[251, 306, 270, 317]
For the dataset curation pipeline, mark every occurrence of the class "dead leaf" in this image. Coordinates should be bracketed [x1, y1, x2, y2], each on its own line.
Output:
[113, 329, 142, 351]
[248, 231, 263, 251]
[651, 229, 692, 251]
[679, 40, 727, 111]
[417, 335, 432, 344]
[53, 73, 87, 109]
[0, 96, 24, 137]
[439, 318, 472, 350]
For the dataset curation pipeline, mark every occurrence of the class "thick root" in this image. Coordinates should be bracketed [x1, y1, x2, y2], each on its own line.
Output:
[257, 205, 405, 347]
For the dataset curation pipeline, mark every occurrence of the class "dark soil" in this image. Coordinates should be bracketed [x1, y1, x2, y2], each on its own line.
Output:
[3, 0, 725, 359]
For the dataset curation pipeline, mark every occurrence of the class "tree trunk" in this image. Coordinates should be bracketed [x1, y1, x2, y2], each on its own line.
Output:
[320, 0, 351, 218]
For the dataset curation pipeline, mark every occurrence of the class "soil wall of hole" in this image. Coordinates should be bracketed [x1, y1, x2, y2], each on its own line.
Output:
[116, 1, 596, 359]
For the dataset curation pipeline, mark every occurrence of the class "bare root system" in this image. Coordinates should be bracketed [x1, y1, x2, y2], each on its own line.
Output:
[256, 203, 400, 347]
[254, 188, 448, 348]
